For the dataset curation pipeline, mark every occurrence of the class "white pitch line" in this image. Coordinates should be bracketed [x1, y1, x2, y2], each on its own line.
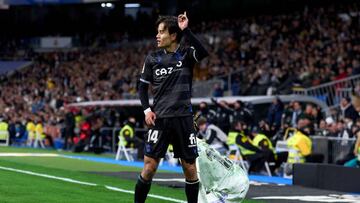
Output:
[153, 178, 185, 183]
[0, 153, 61, 157]
[253, 196, 359, 202]
[0, 166, 186, 203]
[0, 166, 97, 186]
[105, 186, 186, 203]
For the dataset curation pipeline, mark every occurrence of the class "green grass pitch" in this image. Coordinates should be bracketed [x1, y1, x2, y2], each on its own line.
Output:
[0, 146, 262, 203]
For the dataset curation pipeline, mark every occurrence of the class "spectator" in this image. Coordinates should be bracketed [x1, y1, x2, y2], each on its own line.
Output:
[197, 117, 228, 155]
[340, 97, 359, 122]
[212, 83, 224, 97]
[235, 124, 272, 174]
[63, 107, 75, 150]
[233, 100, 254, 127]
[316, 119, 329, 137]
[290, 101, 303, 128]
[26, 118, 36, 146]
[211, 99, 232, 134]
[345, 121, 360, 167]
[325, 117, 339, 137]
[336, 120, 352, 139]
[195, 102, 217, 125]
[251, 128, 288, 175]
[344, 118, 360, 167]
[286, 119, 312, 164]
[227, 120, 246, 148]
[118, 116, 137, 149]
[267, 97, 284, 130]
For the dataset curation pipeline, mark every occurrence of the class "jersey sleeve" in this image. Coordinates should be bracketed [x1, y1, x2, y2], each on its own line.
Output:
[138, 54, 154, 111]
[183, 28, 209, 63]
[205, 129, 217, 144]
[139, 55, 153, 84]
[188, 47, 199, 64]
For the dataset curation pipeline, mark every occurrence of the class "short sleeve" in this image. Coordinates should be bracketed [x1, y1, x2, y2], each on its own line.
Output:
[140, 55, 153, 84]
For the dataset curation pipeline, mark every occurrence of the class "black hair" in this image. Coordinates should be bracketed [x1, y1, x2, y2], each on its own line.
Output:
[199, 101, 208, 107]
[231, 120, 245, 129]
[156, 15, 183, 43]
[235, 100, 244, 106]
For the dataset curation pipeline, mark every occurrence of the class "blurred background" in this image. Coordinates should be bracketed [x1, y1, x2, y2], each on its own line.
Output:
[0, 0, 359, 181]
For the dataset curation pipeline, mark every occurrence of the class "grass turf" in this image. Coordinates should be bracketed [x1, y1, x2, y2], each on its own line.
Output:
[0, 156, 141, 172]
[0, 160, 185, 203]
[0, 146, 263, 203]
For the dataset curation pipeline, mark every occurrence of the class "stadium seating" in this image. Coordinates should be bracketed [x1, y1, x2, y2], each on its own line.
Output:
[0, 61, 32, 74]
[115, 137, 135, 162]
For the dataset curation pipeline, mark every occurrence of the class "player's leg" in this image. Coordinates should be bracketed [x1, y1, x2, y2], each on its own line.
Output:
[172, 116, 199, 203]
[135, 155, 161, 203]
[135, 119, 169, 203]
[181, 158, 200, 203]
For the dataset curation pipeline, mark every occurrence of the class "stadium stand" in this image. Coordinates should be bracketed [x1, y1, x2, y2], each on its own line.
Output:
[0, 61, 32, 75]
[0, 1, 359, 177]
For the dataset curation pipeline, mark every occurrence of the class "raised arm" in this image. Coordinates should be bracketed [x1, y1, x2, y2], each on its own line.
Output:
[178, 12, 209, 62]
[210, 97, 234, 114]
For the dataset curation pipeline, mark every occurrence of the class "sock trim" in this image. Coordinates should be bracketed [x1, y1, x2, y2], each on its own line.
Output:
[138, 175, 152, 185]
[185, 179, 199, 184]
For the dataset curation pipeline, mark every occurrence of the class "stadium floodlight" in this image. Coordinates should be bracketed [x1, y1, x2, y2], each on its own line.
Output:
[125, 3, 140, 8]
[101, 2, 114, 8]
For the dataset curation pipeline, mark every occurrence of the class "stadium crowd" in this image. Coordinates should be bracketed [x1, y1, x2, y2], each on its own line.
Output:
[2, 2, 360, 96]
[0, 2, 359, 171]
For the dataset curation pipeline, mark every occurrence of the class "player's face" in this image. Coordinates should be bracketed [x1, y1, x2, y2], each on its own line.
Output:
[156, 23, 176, 48]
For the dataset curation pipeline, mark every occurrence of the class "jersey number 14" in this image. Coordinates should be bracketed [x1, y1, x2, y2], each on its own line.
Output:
[147, 129, 159, 143]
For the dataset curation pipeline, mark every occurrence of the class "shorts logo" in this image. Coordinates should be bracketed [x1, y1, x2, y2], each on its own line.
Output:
[188, 133, 196, 147]
[147, 129, 159, 143]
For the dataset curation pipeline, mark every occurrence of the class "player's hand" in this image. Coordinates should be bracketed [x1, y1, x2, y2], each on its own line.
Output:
[145, 111, 156, 127]
[178, 11, 188, 30]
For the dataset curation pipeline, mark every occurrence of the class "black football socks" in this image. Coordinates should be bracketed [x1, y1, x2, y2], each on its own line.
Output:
[134, 175, 152, 203]
[185, 179, 200, 203]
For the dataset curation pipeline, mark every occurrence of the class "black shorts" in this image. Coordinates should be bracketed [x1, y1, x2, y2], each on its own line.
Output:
[144, 116, 198, 160]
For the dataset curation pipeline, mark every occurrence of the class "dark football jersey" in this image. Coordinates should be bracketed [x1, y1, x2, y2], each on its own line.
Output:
[140, 46, 199, 118]
[139, 28, 208, 118]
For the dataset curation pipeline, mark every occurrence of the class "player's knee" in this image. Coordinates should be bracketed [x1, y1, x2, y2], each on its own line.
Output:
[142, 165, 157, 180]
[142, 161, 159, 179]
[181, 159, 197, 175]
[182, 164, 198, 181]
[143, 168, 156, 178]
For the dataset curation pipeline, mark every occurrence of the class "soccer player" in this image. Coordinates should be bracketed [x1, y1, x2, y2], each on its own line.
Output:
[135, 12, 208, 203]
